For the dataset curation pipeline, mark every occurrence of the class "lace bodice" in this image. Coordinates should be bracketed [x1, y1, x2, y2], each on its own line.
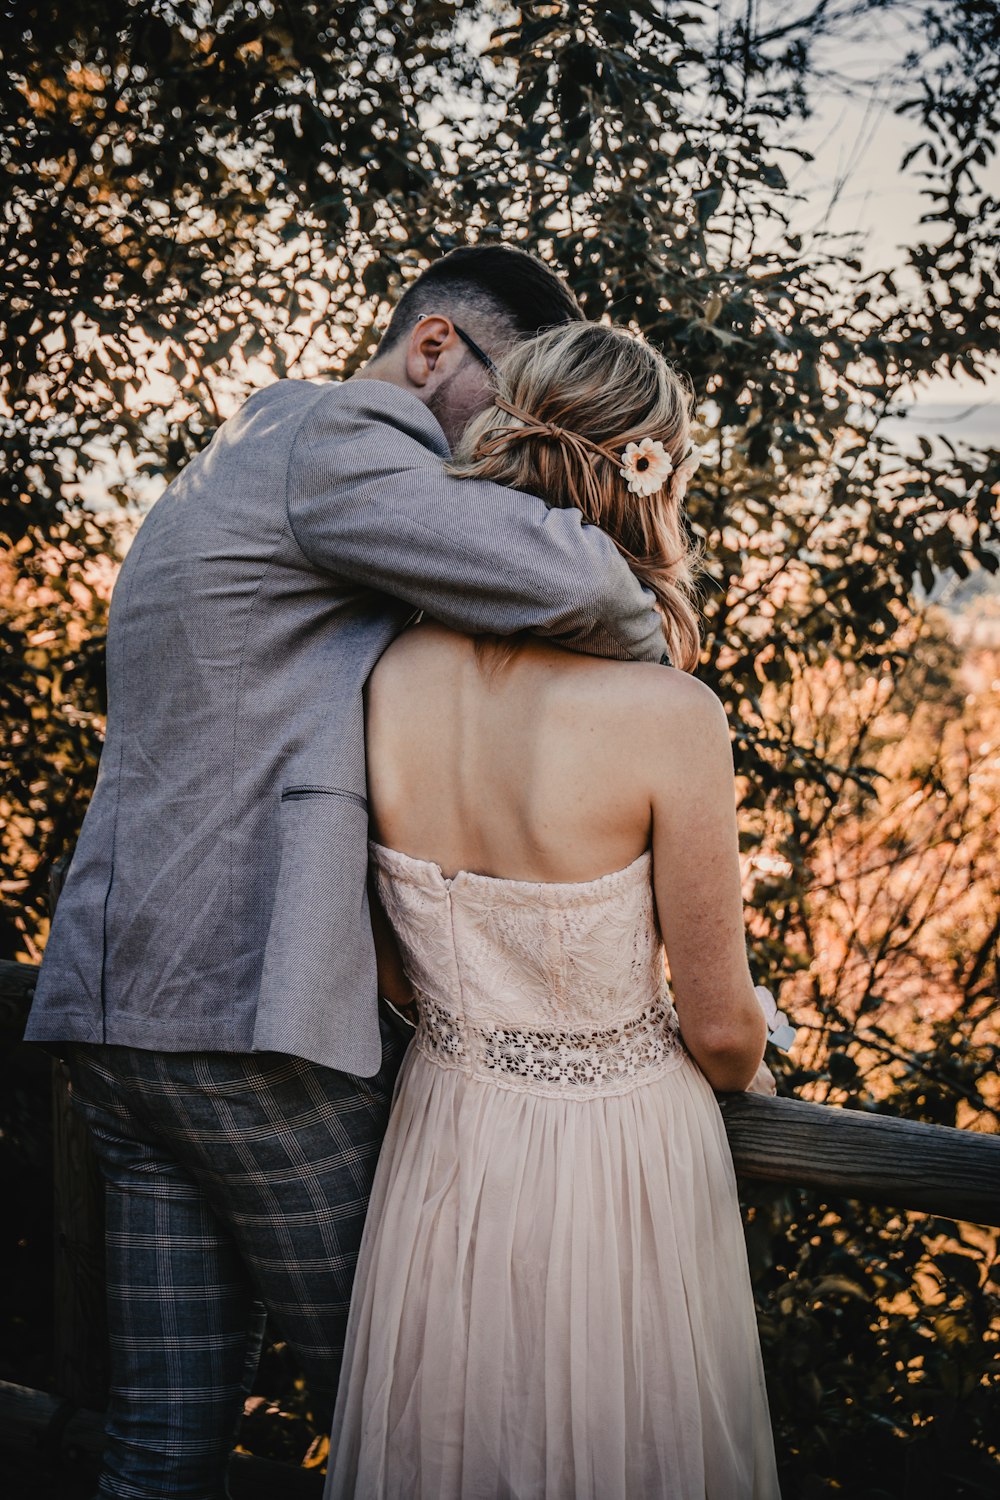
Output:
[370, 842, 684, 1098]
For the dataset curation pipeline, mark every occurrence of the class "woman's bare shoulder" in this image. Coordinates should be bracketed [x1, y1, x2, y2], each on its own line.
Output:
[510, 650, 726, 772]
[638, 664, 729, 734]
[373, 631, 728, 749]
[552, 653, 726, 724]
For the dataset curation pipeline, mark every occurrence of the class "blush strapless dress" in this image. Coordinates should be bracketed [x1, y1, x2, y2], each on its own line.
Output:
[325, 844, 780, 1499]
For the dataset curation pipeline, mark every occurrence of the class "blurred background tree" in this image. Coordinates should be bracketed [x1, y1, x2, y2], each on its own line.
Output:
[2, 1, 998, 1494]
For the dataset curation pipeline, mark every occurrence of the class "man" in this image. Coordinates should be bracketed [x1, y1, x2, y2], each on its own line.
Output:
[26, 243, 667, 1498]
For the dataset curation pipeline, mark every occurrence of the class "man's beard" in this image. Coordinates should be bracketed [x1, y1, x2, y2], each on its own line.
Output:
[425, 368, 463, 453]
[427, 366, 491, 454]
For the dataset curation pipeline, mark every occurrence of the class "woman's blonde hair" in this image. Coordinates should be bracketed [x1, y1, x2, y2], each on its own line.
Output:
[449, 322, 702, 671]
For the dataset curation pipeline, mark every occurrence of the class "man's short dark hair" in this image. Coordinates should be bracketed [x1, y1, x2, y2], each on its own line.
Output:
[376, 244, 584, 355]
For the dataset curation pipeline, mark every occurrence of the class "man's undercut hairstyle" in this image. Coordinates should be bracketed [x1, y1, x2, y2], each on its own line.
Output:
[376, 244, 584, 357]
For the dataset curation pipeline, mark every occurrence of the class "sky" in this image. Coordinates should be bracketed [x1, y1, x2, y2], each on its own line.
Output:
[750, 0, 999, 444]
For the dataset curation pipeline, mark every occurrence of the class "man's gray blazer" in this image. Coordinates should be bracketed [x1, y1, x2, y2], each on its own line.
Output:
[26, 377, 665, 1076]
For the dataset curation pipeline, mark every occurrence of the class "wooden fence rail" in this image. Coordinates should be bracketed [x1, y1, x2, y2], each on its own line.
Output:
[717, 1091, 1000, 1225]
[4, 956, 998, 1229]
[2, 952, 999, 1478]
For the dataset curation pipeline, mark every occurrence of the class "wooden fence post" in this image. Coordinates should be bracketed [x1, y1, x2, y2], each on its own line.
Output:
[49, 860, 109, 1407]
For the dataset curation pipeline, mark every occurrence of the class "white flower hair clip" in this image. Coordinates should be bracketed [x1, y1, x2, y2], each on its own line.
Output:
[619, 438, 674, 496]
[670, 445, 702, 502]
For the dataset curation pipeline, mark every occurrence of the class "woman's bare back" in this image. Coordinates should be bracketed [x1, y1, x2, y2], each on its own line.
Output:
[364, 622, 657, 884]
[364, 620, 767, 1093]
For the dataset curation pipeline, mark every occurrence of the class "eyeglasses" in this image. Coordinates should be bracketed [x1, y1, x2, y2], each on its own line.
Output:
[452, 323, 499, 379]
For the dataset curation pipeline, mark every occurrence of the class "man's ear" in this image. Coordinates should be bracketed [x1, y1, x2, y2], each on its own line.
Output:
[405, 316, 456, 389]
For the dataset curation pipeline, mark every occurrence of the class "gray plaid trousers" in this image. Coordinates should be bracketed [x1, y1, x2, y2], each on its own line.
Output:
[67, 1014, 409, 1500]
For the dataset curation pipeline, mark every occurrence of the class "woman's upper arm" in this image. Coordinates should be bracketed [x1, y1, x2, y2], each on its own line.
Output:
[648, 683, 759, 1053]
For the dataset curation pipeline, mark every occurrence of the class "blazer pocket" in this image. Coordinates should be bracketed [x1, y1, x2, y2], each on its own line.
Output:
[280, 785, 368, 810]
[255, 786, 382, 1074]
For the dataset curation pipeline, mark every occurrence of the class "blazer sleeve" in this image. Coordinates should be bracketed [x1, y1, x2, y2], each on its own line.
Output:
[285, 381, 667, 663]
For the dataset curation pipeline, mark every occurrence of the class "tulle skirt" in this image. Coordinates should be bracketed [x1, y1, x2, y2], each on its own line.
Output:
[326, 1044, 780, 1499]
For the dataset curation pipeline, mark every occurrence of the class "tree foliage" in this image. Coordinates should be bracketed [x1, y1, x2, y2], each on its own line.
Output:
[2, 2, 998, 1491]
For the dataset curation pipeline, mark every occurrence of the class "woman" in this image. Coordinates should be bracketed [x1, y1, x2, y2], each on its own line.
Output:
[326, 323, 781, 1498]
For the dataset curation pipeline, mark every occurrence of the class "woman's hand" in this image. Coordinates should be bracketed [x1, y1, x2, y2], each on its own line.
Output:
[745, 1059, 777, 1097]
